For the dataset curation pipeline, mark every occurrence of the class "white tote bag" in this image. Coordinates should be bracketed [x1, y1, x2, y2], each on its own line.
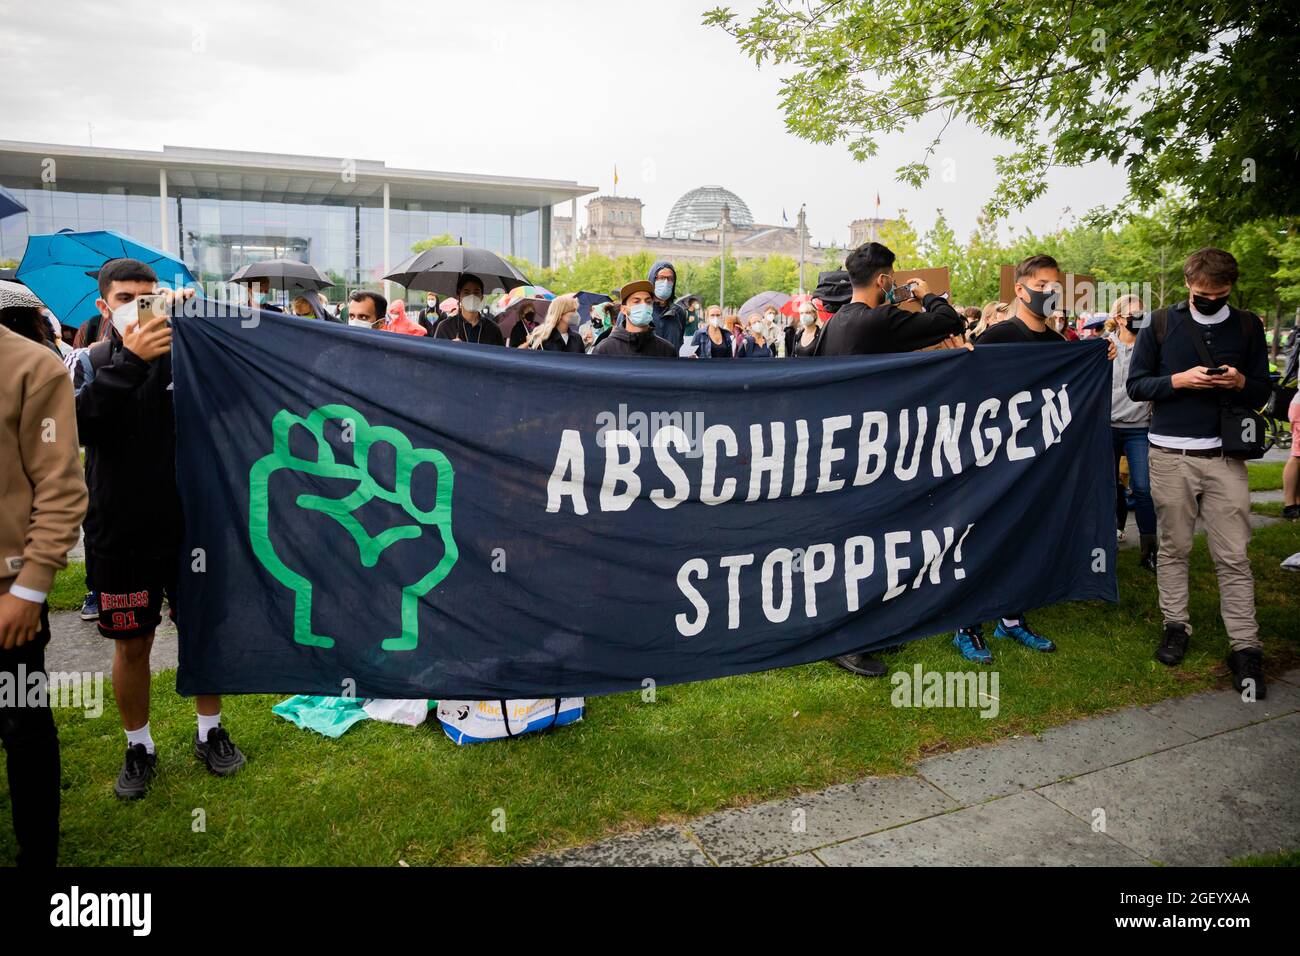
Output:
[435, 697, 584, 745]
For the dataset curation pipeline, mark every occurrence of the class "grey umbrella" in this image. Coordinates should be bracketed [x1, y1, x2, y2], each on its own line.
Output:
[384, 245, 528, 297]
[228, 259, 334, 291]
[0, 278, 43, 310]
[739, 290, 791, 317]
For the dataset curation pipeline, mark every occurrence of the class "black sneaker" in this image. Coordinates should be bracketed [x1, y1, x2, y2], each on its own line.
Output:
[114, 743, 157, 800]
[1139, 534, 1158, 572]
[1155, 623, 1189, 666]
[1283, 504, 1300, 521]
[1227, 648, 1267, 700]
[834, 653, 889, 677]
[196, 726, 246, 776]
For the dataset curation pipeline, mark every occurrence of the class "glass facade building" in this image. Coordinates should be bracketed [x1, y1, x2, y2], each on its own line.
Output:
[0, 142, 591, 301]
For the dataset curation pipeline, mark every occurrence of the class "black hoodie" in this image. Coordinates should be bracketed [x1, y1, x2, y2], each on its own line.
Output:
[647, 259, 687, 348]
[592, 323, 677, 357]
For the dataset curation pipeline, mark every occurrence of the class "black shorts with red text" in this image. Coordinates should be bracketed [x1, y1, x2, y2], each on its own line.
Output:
[92, 552, 177, 640]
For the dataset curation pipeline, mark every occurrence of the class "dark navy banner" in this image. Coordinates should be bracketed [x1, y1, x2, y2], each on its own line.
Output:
[172, 304, 1116, 699]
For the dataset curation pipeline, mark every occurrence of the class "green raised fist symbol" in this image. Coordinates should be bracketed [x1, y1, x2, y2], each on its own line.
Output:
[249, 403, 458, 652]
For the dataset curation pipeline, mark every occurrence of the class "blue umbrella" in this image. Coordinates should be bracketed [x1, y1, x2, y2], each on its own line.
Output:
[0, 184, 27, 221]
[16, 228, 196, 328]
[575, 289, 612, 322]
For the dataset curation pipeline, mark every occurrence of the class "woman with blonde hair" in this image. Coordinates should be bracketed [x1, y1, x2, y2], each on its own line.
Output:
[972, 300, 1009, 340]
[523, 294, 585, 353]
[1108, 292, 1157, 569]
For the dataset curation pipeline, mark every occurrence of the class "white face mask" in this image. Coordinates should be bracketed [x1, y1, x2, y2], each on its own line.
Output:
[110, 299, 139, 338]
[348, 318, 372, 328]
[708, 315, 720, 327]
[460, 295, 483, 313]
[799, 310, 817, 327]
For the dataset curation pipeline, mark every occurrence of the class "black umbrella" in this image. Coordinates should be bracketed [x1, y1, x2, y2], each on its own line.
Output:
[228, 259, 333, 291]
[384, 246, 528, 297]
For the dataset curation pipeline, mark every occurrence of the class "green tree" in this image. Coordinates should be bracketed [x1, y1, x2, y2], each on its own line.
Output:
[410, 233, 458, 254]
[705, 1, 1300, 228]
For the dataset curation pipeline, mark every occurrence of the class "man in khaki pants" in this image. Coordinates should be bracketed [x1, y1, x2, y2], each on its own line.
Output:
[1126, 248, 1273, 697]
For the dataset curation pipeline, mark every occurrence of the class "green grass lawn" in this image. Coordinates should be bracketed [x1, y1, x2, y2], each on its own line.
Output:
[1248, 461, 1285, 492]
[48, 559, 86, 612]
[1231, 849, 1300, 867]
[6, 523, 1298, 866]
[1253, 501, 1285, 518]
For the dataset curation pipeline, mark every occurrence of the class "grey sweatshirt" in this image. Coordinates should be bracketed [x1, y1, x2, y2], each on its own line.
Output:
[1110, 334, 1152, 427]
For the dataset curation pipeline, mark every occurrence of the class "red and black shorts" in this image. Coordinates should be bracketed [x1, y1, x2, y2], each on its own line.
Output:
[92, 553, 177, 640]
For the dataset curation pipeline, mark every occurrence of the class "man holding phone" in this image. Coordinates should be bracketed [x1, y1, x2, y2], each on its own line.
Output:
[1127, 248, 1272, 695]
[73, 258, 246, 799]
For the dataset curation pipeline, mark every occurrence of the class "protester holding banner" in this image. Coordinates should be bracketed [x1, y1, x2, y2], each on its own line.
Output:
[813, 240, 966, 677]
[433, 274, 505, 346]
[346, 290, 387, 330]
[592, 280, 677, 357]
[1, 316, 88, 864]
[952, 255, 1075, 664]
[1108, 294, 1157, 570]
[1126, 247, 1272, 695]
[73, 259, 246, 799]
[813, 242, 965, 355]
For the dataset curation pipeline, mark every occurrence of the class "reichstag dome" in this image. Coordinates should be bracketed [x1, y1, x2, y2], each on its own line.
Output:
[663, 185, 755, 237]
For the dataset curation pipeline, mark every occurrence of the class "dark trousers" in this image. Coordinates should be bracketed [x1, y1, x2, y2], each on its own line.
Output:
[1112, 426, 1157, 535]
[0, 604, 60, 866]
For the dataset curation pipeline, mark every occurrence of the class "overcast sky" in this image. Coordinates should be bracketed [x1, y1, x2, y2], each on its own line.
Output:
[1, 0, 1130, 248]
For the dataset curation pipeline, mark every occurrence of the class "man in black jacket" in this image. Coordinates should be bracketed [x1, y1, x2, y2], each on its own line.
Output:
[74, 259, 246, 799]
[592, 280, 678, 357]
[1127, 247, 1272, 696]
[815, 242, 966, 356]
[815, 242, 966, 677]
[648, 260, 688, 349]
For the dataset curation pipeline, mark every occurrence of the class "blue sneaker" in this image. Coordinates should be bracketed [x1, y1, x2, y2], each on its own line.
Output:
[79, 590, 99, 621]
[993, 619, 1056, 652]
[953, 627, 993, 664]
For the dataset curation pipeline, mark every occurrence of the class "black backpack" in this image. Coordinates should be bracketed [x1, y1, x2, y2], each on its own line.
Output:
[813, 270, 852, 315]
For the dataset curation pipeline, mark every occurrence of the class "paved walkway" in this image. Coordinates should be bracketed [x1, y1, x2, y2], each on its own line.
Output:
[531, 671, 1300, 866]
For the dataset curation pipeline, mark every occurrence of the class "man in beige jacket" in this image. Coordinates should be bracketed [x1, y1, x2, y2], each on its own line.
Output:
[0, 322, 88, 866]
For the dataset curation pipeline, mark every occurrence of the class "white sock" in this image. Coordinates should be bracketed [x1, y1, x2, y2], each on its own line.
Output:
[197, 711, 221, 742]
[125, 723, 155, 755]
[1001, 617, 1022, 628]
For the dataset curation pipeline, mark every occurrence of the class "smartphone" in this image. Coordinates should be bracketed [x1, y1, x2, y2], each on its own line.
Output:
[136, 293, 170, 326]
[1205, 365, 1227, 376]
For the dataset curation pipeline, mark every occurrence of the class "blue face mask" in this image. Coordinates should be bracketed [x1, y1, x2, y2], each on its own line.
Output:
[628, 303, 655, 327]
[654, 279, 672, 299]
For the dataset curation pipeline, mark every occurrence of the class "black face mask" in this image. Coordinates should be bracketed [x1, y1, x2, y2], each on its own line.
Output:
[1020, 286, 1058, 318]
[1192, 293, 1230, 314]
[1124, 315, 1139, 334]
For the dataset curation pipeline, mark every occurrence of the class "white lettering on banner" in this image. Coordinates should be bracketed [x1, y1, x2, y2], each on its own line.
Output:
[650, 426, 691, 510]
[818, 415, 852, 493]
[701, 424, 738, 505]
[673, 524, 975, 638]
[600, 429, 640, 512]
[545, 387, 1074, 516]
[853, 411, 889, 485]
[675, 558, 709, 637]
[1006, 390, 1036, 461]
[747, 421, 785, 501]
[719, 553, 755, 629]
[546, 429, 587, 515]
